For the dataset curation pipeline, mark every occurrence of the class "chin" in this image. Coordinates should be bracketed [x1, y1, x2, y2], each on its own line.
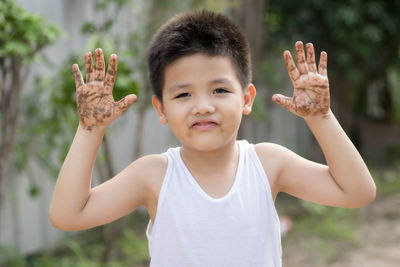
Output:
[182, 136, 237, 152]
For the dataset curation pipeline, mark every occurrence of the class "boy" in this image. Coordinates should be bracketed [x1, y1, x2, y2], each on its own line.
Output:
[49, 10, 376, 266]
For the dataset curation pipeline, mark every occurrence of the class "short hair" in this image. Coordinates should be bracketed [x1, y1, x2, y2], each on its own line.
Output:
[147, 10, 252, 101]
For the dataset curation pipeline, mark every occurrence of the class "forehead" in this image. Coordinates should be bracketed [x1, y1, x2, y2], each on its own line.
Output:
[163, 53, 241, 92]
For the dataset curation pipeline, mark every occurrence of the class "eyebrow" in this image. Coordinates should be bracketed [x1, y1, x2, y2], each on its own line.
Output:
[209, 77, 233, 85]
[167, 83, 191, 93]
[167, 77, 234, 93]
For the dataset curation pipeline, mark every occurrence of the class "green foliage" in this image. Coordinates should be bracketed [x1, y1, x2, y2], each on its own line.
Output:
[195, 0, 237, 12]
[266, 0, 400, 120]
[95, 0, 132, 10]
[116, 229, 149, 265]
[0, 0, 60, 200]
[0, 0, 59, 60]
[16, 52, 139, 179]
[277, 195, 360, 244]
[373, 163, 400, 197]
[278, 198, 361, 264]
[0, 245, 25, 266]
[13, 0, 140, 185]
[1, 212, 150, 266]
[280, 165, 400, 264]
[298, 201, 358, 242]
[388, 68, 400, 123]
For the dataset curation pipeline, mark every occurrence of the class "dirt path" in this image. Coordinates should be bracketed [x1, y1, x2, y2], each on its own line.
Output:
[282, 194, 400, 266]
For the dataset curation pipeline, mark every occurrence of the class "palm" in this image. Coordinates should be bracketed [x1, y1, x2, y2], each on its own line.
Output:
[76, 82, 116, 128]
[273, 41, 330, 118]
[72, 48, 136, 131]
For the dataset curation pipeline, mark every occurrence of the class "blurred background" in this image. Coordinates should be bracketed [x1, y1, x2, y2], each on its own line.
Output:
[1, 0, 399, 266]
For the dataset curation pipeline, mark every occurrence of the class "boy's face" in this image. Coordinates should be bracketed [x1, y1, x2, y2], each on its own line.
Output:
[152, 53, 256, 152]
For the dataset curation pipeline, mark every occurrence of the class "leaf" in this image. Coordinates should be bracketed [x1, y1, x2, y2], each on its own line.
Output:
[102, 19, 114, 32]
[29, 184, 40, 197]
[81, 22, 96, 35]
[95, 0, 108, 10]
[362, 24, 382, 43]
[0, 0, 60, 60]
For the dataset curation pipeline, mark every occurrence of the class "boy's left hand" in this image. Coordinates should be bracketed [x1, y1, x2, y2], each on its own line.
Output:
[272, 41, 330, 118]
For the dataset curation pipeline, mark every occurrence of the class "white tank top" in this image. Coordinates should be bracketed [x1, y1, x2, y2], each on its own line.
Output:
[146, 140, 282, 266]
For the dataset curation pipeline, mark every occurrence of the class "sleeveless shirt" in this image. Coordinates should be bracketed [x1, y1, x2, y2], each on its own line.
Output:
[146, 140, 282, 266]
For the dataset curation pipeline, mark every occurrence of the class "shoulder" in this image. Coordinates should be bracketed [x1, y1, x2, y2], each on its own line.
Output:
[253, 142, 293, 197]
[130, 153, 168, 174]
[128, 153, 168, 186]
[253, 142, 293, 167]
[124, 153, 168, 202]
[254, 141, 291, 164]
[254, 142, 289, 157]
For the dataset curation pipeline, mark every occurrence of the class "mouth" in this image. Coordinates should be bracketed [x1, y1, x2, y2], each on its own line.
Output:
[191, 120, 219, 131]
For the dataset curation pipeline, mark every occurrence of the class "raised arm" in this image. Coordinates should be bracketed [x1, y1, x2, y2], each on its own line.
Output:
[269, 41, 376, 208]
[49, 49, 145, 231]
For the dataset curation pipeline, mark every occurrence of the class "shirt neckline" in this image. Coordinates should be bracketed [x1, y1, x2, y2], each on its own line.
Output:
[177, 141, 244, 202]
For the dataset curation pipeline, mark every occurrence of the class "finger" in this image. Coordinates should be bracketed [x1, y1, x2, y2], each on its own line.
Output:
[104, 54, 117, 93]
[283, 50, 300, 82]
[85, 51, 94, 83]
[306, 43, 317, 73]
[114, 94, 137, 117]
[318, 51, 328, 76]
[94, 48, 105, 81]
[72, 64, 84, 89]
[295, 41, 308, 75]
[272, 93, 295, 111]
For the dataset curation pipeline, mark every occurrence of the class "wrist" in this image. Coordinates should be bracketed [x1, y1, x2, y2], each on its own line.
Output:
[303, 109, 333, 124]
[77, 123, 107, 136]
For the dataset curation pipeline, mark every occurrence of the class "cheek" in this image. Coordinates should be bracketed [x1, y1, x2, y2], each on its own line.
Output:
[165, 107, 186, 128]
[222, 99, 243, 114]
[222, 103, 243, 124]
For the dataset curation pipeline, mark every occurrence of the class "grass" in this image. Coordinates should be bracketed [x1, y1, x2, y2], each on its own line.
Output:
[373, 162, 400, 197]
[1, 210, 150, 267]
[280, 162, 400, 265]
[278, 196, 361, 264]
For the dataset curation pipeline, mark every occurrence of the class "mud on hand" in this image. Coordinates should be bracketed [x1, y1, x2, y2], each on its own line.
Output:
[72, 48, 137, 131]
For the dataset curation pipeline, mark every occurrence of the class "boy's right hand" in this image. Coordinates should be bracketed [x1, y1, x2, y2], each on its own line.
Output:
[72, 48, 137, 131]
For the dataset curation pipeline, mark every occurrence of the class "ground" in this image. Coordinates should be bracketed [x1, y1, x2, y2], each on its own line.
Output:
[282, 192, 400, 266]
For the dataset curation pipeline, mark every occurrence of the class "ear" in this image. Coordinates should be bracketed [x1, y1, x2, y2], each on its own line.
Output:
[152, 95, 168, 124]
[243, 84, 256, 115]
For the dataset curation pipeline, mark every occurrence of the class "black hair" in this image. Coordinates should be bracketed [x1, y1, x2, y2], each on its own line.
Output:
[147, 10, 252, 101]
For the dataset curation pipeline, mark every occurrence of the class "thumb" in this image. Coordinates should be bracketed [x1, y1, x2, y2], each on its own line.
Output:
[272, 93, 295, 111]
[114, 94, 137, 116]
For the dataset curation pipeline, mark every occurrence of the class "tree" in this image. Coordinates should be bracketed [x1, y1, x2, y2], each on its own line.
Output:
[31, 1, 139, 263]
[0, 0, 59, 207]
[266, 0, 400, 128]
[229, 0, 268, 139]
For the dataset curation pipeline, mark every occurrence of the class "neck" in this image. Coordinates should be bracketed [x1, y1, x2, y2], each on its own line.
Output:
[180, 138, 238, 174]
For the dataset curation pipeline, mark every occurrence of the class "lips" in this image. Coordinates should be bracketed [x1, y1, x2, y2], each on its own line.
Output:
[191, 120, 219, 131]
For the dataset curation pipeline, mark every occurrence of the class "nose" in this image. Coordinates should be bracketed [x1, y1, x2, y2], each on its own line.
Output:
[192, 95, 215, 115]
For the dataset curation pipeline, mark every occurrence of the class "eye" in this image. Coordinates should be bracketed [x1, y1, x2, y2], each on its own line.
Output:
[175, 92, 190, 99]
[213, 88, 229, 94]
